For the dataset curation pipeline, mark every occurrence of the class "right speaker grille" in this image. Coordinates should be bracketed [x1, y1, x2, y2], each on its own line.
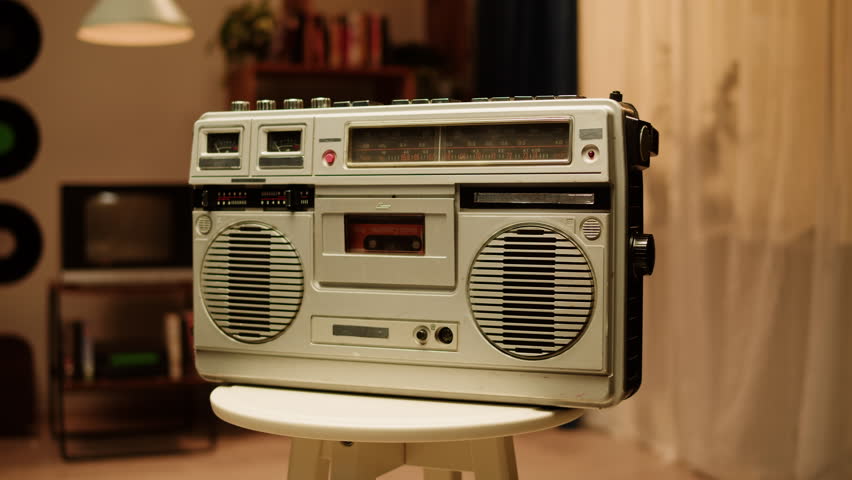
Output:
[468, 224, 595, 359]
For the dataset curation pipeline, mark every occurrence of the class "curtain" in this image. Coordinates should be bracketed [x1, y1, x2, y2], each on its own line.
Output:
[578, 1, 852, 478]
[476, 0, 578, 96]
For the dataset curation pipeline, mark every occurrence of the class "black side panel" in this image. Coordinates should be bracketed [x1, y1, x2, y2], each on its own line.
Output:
[622, 115, 656, 398]
[624, 166, 644, 398]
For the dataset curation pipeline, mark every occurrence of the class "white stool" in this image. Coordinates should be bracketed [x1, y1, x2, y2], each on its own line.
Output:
[211, 385, 583, 479]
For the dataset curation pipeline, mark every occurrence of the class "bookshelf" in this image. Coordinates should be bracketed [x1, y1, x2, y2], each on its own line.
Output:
[47, 280, 216, 459]
[226, 62, 417, 108]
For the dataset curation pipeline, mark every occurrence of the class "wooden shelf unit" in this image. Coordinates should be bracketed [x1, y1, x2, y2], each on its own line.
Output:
[63, 374, 207, 392]
[227, 62, 417, 107]
[48, 280, 216, 459]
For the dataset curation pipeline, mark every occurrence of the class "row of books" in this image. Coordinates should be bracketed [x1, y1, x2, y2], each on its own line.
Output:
[62, 311, 195, 382]
[272, 11, 389, 69]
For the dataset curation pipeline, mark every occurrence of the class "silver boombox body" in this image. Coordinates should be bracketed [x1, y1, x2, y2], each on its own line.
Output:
[189, 94, 657, 408]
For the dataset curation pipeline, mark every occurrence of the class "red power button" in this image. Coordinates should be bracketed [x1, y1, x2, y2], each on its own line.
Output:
[323, 149, 336, 165]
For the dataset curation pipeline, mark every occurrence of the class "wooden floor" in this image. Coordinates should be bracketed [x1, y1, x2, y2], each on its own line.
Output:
[0, 424, 706, 479]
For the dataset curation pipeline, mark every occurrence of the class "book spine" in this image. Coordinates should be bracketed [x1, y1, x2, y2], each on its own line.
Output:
[164, 312, 183, 380]
[368, 12, 383, 68]
[346, 11, 366, 68]
[62, 322, 75, 379]
[71, 321, 84, 380]
[81, 322, 94, 381]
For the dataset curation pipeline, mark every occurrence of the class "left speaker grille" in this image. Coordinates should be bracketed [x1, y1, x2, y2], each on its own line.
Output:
[201, 222, 303, 343]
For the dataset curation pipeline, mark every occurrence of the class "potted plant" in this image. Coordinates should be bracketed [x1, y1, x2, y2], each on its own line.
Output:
[218, 0, 275, 66]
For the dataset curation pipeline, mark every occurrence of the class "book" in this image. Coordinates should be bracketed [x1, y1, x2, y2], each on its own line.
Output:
[164, 312, 183, 380]
[345, 11, 366, 68]
[367, 12, 384, 68]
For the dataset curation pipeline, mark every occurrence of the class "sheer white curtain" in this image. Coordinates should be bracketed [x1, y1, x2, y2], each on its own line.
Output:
[578, 1, 852, 478]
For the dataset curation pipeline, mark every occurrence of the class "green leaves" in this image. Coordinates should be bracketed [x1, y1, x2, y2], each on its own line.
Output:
[218, 0, 274, 63]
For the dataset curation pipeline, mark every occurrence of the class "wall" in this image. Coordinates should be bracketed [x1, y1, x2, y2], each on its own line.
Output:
[0, 0, 426, 419]
[0, 0, 240, 420]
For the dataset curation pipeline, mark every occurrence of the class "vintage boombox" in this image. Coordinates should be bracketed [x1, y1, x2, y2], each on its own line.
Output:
[189, 93, 658, 408]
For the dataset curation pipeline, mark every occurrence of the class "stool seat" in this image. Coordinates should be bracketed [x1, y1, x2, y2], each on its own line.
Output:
[211, 385, 584, 479]
[211, 385, 583, 443]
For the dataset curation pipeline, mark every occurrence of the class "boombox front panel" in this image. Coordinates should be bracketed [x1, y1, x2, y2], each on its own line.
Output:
[193, 211, 609, 373]
[190, 97, 657, 408]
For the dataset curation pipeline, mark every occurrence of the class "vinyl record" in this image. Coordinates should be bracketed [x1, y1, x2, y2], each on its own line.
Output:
[0, 1, 42, 78]
[0, 203, 42, 283]
[0, 99, 39, 178]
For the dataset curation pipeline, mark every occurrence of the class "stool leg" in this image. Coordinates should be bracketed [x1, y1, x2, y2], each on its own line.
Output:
[287, 438, 329, 480]
[469, 436, 518, 480]
[328, 442, 405, 480]
[423, 470, 463, 480]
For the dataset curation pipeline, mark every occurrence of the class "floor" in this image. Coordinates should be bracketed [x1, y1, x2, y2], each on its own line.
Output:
[0, 424, 706, 479]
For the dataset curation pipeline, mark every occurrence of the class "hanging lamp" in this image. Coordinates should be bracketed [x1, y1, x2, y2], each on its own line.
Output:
[77, 0, 193, 47]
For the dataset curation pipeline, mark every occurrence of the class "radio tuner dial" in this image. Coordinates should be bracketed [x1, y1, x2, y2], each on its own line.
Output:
[630, 233, 655, 277]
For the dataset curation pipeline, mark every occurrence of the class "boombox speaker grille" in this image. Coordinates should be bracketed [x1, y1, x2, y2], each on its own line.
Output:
[201, 222, 303, 343]
[469, 224, 594, 359]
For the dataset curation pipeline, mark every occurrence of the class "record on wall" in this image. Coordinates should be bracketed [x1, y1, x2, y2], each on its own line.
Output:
[0, 0, 42, 78]
[0, 99, 39, 179]
[0, 203, 42, 283]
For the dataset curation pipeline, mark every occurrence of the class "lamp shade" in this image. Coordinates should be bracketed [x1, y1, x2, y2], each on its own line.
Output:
[77, 0, 194, 46]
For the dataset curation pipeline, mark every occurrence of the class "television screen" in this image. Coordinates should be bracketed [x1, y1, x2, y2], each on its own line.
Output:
[84, 192, 174, 265]
[62, 185, 191, 281]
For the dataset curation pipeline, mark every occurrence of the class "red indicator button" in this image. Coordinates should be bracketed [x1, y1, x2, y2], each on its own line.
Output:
[323, 149, 336, 165]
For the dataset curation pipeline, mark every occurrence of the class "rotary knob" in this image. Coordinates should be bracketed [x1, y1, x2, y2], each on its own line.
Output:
[230, 100, 250, 111]
[256, 99, 277, 110]
[283, 98, 304, 109]
[630, 233, 655, 277]
[310, 97, 332, 108]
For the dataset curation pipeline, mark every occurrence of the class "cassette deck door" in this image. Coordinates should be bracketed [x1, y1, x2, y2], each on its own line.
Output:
[314, 196, 456, 289]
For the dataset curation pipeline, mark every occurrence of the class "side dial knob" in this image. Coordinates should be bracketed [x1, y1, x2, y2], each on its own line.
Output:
[630, 233, 655, 277]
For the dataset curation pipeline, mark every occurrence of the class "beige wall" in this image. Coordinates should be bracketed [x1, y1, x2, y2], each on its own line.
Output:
[0, 0, 425, 417]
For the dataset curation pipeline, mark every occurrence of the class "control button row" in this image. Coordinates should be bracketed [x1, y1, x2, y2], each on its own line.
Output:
[391, 98, 460, 105]
[231, 94, 591, 111]
[470, 95, 582, 102]
[332, 100, 384, 107]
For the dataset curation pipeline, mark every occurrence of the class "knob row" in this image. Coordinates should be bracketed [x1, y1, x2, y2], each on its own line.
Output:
[231, 97, 332, 111]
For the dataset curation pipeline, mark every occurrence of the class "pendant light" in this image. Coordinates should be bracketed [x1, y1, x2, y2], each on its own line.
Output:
[77, 0, 194, 47]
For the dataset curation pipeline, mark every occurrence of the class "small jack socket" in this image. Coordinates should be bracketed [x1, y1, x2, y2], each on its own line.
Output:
[414, 326, 429, 345]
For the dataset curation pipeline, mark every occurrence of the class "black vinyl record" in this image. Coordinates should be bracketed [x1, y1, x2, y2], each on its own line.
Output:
[0, 203, 42, 283]
[0, 0, 42, 78]
[0, 99, 39, 178]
